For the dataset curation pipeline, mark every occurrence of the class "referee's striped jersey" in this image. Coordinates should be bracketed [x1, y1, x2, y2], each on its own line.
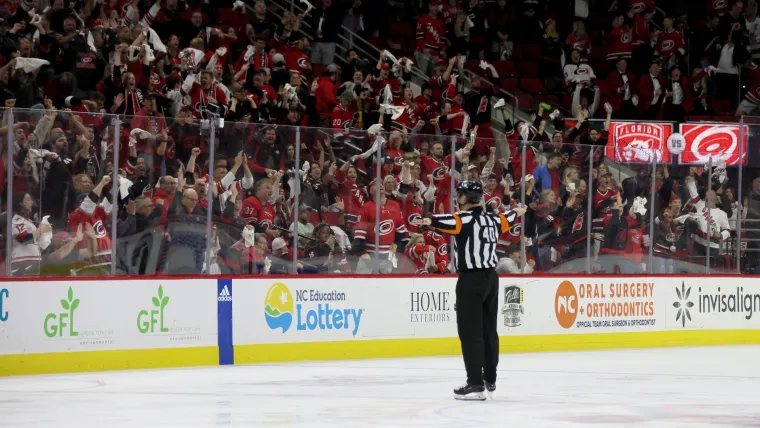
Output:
[429, 206, 517, 272]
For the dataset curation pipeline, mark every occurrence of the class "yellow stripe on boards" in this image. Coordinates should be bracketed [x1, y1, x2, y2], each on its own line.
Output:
[0, 346, 218, 377]
[234, 330, 760, 364]
[3, 330, 760, 377]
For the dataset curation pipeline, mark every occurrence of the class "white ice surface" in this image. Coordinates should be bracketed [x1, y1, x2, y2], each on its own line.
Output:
[1, 346, 759, 427]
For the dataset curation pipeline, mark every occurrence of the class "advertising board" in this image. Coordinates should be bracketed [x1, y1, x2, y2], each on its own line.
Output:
[0, 280, 217, 355]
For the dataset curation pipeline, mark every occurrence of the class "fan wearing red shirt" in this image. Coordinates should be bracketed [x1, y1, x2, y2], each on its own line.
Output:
[241, 179, 278, 238]
[284, 33, 313, 82]
[181, 70, 228, 119]
[353, 181, 408, 256]
[606, 14, 633, 61]
[68, 176, 113, 263]
[655, 17, 686, 70]
[405, 234, 438, 273]
[333, 162, 365, 225]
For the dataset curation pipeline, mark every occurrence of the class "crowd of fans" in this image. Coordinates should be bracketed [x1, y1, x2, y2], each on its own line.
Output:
[0, 0, 754, 277]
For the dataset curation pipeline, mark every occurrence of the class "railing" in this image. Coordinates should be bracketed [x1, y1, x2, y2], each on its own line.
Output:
[1, 106, 758, 277]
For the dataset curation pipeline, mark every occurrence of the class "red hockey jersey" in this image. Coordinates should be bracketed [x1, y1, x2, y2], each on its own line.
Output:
[656, 30, 685, 59]
[241, 196, 276, 230]
[416, 13, 446, 55]
[606, 26, 633, 60]
[354, 200, 406, 254]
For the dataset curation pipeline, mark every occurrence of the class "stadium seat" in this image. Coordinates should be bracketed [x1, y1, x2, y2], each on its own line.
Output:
[522, 44, 541, 59]
[516, 93, 534, 110]
[501, 77, 519, 93]
[520, 77, 544, 93]
[517, 61, 539, 77]
[491, 60, 517, 76]
[711, 99, 733, 115]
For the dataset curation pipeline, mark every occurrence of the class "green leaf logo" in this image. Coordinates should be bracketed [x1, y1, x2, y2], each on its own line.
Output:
[158, 285, 164, 300]
[68, 287, 73, 302]
[161, 296, 169, 308]
[152, 296, 160, 307]
[71, 299, 80, 311]
[61, 299, 69, 310]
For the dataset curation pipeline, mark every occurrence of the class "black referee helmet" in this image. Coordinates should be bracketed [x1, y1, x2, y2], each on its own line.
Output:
[456, 180, 484, 205]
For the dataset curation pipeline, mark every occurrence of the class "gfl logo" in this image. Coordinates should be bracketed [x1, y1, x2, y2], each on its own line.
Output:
[0, 288, 7, 322]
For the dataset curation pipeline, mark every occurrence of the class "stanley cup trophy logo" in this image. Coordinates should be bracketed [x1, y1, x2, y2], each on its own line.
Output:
[502, 285, 524, 327]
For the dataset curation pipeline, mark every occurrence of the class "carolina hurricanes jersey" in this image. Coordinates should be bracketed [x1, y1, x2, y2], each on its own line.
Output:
[423, 230, 449, 272]
[691, 200, 732, 250]
[391, 102, 424, 131]
[606, 26, 633, 60]
[566, 34, 592, 54]
[331, 104, 357, 133]
[602, 213, 645, 263]
[402, 198, 424, 233]
[743, 66, 760, 104]
[69, 205, 111, 259]
[419, 153, 453, 185]
[563, 63, 596, 85]
[284, 46, 312, 80]
[429, 75, 446, 104]
[333, 169, 365, 223]
[241, 196, 276, 230]
[405, 244, 435, 273]
[656, 30, 686, 59]
[497, 216, 523, 255]
[484, 192, 504, 212]
[11, 214, 41, 264]
[416, 13, 445, 55]
[628, 0, 655, 14]
[633, 15, 651, 47]
[183, 81, 228, 119]
[592, 188, 618, 230]
[354, 200, 406, 254]
[707, 0, 729, 15]
[464, 87, 497, 127]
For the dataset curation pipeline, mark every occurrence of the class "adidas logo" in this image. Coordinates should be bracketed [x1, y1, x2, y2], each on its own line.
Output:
[218, 285, 232, 302]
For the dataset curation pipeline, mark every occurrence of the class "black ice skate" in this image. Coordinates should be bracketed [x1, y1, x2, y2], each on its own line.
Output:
[484, 381, 496, 399]
[453, 383, 486, 401]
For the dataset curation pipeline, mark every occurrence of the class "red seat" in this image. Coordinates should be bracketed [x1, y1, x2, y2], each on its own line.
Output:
[520, 77, 544, 93]
[596, 79, 613, 95]
[501, 77, 519, 93]
[713, 115, 739, 123]
[512, 44, 524, 59]
[712, 99, 733, 115]
[516, 93, 534, 110]
[491, 60, 516, 76]
[522, 44, 541, 59]
[216, 9, 246, 25]
[517, 61, 539, 77]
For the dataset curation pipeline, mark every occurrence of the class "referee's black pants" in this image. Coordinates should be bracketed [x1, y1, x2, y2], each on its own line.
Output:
[455, 268, 499, 385]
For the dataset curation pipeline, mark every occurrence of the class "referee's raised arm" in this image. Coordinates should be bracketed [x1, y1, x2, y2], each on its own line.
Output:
[427, 212, 473, 235]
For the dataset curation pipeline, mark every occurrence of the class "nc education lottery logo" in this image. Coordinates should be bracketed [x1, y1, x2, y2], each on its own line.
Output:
[264, 283, 364, 336]
[554, 280, 656, 329]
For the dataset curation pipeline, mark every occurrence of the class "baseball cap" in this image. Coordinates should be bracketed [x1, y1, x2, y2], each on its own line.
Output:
[271, 237, 287, 252]
[272, 53, 285, 65]
[326, 63, 341, 73]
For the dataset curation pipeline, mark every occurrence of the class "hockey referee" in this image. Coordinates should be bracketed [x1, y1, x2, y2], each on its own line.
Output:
[413, 180, 525, 400]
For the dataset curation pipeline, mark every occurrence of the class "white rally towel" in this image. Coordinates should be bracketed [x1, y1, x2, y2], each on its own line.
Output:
[129, 128, 151, 147]
[381, 104, 405, 120]
[15, 58, 49, 73]
[300, 0, 315, 16]
[145, 28, 167, 53]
